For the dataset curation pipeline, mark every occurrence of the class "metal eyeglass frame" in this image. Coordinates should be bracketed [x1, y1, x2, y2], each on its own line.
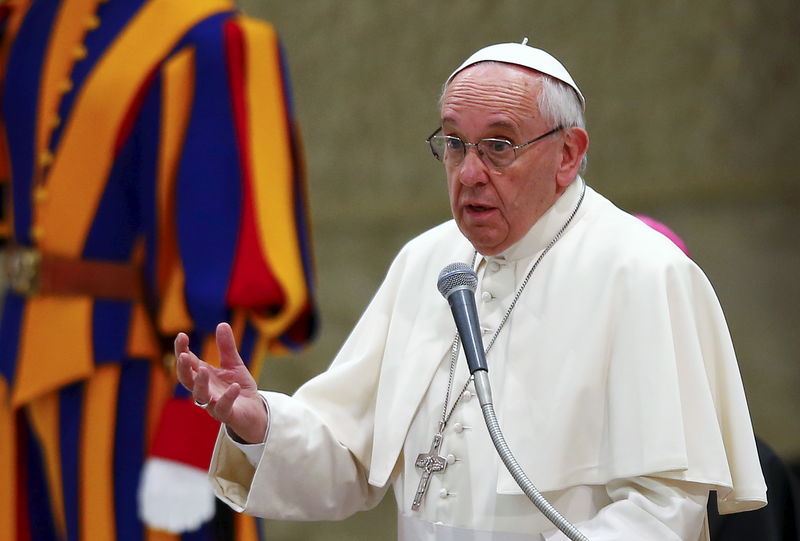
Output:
[426, 125, 564, 168]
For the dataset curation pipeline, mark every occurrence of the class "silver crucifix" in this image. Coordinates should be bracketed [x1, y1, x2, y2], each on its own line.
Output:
[411, 432, 448, 510]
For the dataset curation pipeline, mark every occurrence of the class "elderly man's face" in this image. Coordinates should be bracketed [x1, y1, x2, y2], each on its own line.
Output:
[441, 63, 570, 256]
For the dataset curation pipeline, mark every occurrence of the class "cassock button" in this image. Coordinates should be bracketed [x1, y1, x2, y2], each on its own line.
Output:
[461, 390, 472, 402]
[488, 261, 501, 272]
[439, 488, 448, 499]
[453, 422, 464, 433]
[446, 454, 456, 465]
[481, 291, 493, 302]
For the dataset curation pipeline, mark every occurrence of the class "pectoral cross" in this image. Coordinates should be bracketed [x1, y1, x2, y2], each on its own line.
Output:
[411, 432, 448, 510]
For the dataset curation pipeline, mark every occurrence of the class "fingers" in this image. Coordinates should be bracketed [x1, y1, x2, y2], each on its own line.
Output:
[211, 384, 268, 444]
[216, 322, 244, 370]
[212, 382, 241, 422]
[174, 332, 189, 360]
[175, 332, 212, 401]
[193, 365, 211, 405]
[175, 332, 195, 389]
[175, 346, 206, 391]
[175, 352, 194, 388]
[177, 323, 249, 417]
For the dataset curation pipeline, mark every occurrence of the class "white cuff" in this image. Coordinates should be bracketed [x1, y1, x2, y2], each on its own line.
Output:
[225, 392, 270, 467]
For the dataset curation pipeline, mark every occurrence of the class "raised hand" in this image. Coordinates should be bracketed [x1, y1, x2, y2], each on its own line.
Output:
[175, 322, 268, 444]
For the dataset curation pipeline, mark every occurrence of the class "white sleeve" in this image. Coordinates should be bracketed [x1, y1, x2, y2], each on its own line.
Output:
[209, 391, 389, 521]
[542, 477, 709, 541]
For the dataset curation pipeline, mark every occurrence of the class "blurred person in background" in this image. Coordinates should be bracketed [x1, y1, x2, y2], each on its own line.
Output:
[0, 0, 316, 539]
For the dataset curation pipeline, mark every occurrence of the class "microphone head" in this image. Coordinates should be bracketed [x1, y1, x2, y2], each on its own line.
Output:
[437, 262, 478, 298]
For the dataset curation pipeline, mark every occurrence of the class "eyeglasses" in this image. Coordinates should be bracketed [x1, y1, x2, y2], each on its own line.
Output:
[425, 125, 563, 169]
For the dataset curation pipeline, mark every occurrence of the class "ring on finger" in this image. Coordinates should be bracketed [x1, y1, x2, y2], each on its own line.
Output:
[194, 399, 210, 409]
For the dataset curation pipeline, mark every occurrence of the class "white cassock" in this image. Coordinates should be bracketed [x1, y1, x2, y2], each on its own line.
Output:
[209, 178, 767, 540]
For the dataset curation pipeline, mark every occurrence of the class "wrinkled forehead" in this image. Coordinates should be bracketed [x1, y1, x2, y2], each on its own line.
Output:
[441, 63, 543, 120]
[447, 61, 543, 92]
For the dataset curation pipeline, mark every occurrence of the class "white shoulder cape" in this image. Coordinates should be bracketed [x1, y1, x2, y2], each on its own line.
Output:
[212, 181, 766, 518]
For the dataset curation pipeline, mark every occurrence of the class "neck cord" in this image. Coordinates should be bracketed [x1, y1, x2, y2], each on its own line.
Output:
[437, 181, 586, 432]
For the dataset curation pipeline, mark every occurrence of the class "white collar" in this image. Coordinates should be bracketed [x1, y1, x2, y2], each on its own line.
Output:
[480, 176, 586, 266]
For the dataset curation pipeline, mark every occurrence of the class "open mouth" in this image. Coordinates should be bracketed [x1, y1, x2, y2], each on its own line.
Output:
[468, 204, 493, 212]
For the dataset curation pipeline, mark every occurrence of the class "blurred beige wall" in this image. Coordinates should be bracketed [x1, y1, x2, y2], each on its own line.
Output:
[0, 1, 794, 539]
[237, 0, 799, 538]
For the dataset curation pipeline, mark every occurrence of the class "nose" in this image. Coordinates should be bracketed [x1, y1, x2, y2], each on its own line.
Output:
[457, 145, 489, 186]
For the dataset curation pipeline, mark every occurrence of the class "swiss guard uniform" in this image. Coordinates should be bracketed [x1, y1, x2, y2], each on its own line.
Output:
[0, 1, 317, 540]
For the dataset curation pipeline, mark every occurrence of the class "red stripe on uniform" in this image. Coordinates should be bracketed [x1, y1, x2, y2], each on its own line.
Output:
[222, 19, 286, 309]
[15, 414, 30, 541]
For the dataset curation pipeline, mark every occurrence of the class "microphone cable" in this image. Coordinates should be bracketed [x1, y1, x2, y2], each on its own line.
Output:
[473, 371, 589, 541]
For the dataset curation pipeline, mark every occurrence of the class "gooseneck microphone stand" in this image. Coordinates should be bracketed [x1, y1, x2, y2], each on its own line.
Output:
[473, 371, 588, 541]
[438, 262, 589, 541]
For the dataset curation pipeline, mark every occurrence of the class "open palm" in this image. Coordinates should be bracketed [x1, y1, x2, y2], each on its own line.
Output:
[175, 322, 268, 444]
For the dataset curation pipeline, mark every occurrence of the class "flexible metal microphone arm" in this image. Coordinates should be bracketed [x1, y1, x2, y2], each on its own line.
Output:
[438, 262, 588, 540]
[472, 372, 589, 541]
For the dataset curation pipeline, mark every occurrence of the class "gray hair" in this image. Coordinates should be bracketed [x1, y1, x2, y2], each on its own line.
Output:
[537, 75, 588, 173]
[439, 62, 588, 173]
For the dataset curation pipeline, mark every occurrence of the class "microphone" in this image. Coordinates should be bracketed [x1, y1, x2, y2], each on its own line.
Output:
[436, 266, 588, 541]
[437, 262, 488, 374]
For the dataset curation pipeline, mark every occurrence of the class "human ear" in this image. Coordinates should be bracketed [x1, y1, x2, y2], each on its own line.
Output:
[555, 127, 589, 188]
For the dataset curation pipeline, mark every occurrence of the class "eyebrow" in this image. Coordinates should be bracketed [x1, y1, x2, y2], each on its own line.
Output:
[440, 118, 520, 132]
[487, 120, 518, 130]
